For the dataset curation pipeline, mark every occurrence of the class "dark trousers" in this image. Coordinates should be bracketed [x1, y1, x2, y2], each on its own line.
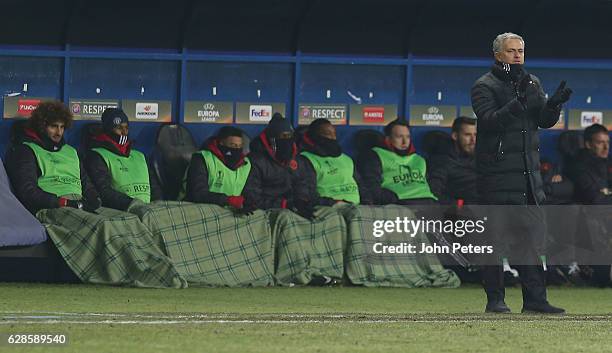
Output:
[482, 264, 547, 304]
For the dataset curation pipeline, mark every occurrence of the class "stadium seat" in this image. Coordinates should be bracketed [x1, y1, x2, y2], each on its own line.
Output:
[79, 122, 103, 156]
[539, 157, 575, 205]
[421, 130, 452, 159]
[151, 124, 197, 200]
[558, 130, 584, 175]
[242, 130, 251, 154]
[4, 120, 28, 158]
[77, 122, 104, 162]
[353, 129, 384, 158]
[294, 125, 309, 149]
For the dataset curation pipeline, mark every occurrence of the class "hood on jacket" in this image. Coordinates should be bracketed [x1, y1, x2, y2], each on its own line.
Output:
[378, 138, 417, 157]
[251, 132, 298, 170]
[300, 131, 343, 157]
[23, 127, 65, 152]
[203, 137, 248, 170]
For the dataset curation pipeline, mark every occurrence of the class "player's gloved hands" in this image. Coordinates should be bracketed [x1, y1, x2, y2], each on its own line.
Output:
[82, 197, 101, 212]
[64, 199, 84, 209]
[227, 196, 244, 210]
[235, 197, 257, 216]
[502, 63, 526, 83]
[547, 81, 573, 108]
[294, 198, 316, 220]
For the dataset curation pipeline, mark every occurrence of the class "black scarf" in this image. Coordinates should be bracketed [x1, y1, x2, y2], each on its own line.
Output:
[312, 135, 341, 157]
[218, 145, 243, 167]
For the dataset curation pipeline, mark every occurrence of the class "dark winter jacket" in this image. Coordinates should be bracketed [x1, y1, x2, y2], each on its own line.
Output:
[4, 128, 98, 214]
[539, 160, 575, 205]
[566, 149, 611, 204]
[84, 133, 162, 211]
[427, 144, 478, 204]
[243, 132, 298, 210]
[471, 63, 562, 204]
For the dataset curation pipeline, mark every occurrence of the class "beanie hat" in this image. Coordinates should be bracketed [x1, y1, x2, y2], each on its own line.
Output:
[266, 113, 293, 138]
[101, 108, 129, 133]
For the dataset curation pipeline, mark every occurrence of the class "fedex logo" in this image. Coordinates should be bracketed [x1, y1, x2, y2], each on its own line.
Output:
[580, 111, 603, 128]
[249, 105, 272, 122]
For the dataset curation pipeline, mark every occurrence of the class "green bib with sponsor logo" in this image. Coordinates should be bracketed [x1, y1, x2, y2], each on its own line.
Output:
[372, 147, 437, 201]
[23, 142, 82, 198]
[201, 149, 251, 197]
[300, 151, 360, 204]
[91, 148, 151, 203]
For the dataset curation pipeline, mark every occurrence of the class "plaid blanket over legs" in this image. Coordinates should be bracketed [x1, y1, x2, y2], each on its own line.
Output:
[341, 205, 460, 288]
[270, 206, 347, 285]
[36, 207, 187, 288]
[128, 201, 275, 287]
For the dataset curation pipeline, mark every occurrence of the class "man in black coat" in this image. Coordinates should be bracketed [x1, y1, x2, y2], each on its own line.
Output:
[471, 32, 572, 314]
[244, 113, 298, 210]
[567, 124, 611, 205]
[427, 117, 477, 204]
[84, 108, 162, 211]
[5, 101, 100, 215]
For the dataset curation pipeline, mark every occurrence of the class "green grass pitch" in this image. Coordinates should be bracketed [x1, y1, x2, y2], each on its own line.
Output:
[1, 283, 611, 353]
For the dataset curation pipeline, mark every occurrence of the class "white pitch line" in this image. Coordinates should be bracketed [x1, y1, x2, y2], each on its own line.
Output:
[3, 311, 612, 324]
[0, 320, 399, 324]
[0, 319, 608, 325]
[0, 311, 351, 319]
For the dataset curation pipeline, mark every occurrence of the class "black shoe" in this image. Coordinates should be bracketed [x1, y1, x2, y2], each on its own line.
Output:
[485, 301, 511, 313]
[309, 275, 335, 286]
[521, 302, 565, 314]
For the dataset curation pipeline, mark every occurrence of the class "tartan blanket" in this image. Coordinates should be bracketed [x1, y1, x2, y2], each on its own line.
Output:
[128, 201, 275, 287]
[270, 206, 346, 285]
[37, 207, 187, 288]
[340, 205, 460, 288]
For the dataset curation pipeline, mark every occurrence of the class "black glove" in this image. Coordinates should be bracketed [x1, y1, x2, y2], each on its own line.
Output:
[547, 81, 573, 108]
[515, 75, 532, 106]
[503, 63, 530, 105]
[509, 63, 526, 83]
[65, 199, 84, 210]
[379, 188, 399, 205]
[294, 199, 315, 220]
[82, 197, 101, 212]
[502, 63, 526, 83]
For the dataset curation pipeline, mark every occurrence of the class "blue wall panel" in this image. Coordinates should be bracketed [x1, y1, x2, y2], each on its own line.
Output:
[299, 64, 405, 157]
[67, 58, 180, 155]
[1, 50, 610, 165]
[0, 56, 63, 158]
[184, 61, 294, 147]
[411, 65, 487, 105]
